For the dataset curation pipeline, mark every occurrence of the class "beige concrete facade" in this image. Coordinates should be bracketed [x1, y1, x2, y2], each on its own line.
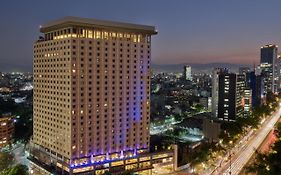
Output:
[32, 17, 157, 174]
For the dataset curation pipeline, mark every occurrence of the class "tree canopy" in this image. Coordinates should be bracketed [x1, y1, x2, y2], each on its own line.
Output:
[246, 123, 281, 175]
[0, 152, 14, 171]
[0, 164, 28, 175]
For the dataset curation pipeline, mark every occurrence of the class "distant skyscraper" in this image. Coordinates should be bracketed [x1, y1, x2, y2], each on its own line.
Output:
[239, 67, 250, 75]
[239, 67, 251, 89]
[236, 74, 246, 116]
[183, 65, 192, 81]
[217, 73, 244, 121]
[248, 71, 262, 108]
[260, 63, 274, 94]
[278, 54, 281, 89]
[31, 17, 159, 174]
[243, 88, 252, 113]
[211, 68, 228, 118]
[260, 44, 278, 93]
[255, 65, 262, 76]
[261, 44, 278, 64]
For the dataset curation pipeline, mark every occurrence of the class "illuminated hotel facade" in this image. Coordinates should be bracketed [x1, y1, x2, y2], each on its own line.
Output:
[30, 17, 174, 174]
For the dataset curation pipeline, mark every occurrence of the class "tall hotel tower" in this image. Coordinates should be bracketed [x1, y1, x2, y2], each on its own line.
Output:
[31, 17, 157, 174]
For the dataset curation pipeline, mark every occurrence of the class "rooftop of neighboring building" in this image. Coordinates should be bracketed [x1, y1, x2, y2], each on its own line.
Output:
[0, 113, 13, 120]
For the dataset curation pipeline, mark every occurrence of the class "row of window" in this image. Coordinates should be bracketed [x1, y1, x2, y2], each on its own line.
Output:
[34, 56, 149, 64]
[34, 44, 150, 54]
[43, 28, 151, 43]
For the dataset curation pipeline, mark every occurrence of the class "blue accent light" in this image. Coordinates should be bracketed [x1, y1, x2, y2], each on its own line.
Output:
[133, 149, 137, 156]
[70, 150, 139, 169]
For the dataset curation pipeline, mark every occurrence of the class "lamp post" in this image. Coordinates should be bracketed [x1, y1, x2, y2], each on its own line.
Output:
[228, 140, 233, 175]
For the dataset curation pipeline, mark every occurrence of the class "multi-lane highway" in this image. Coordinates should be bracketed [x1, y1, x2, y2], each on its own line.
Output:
[214, 107, 281, 175]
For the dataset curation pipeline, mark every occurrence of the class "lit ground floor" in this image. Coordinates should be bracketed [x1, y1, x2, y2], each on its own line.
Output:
[28, 149, 175, 175]
[152, 164, 174, 175]
[29, 159, 175, 175]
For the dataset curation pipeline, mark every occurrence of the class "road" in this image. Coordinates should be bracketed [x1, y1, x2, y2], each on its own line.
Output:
[12, 143, 29, 167]
[214, 107, 281, 175]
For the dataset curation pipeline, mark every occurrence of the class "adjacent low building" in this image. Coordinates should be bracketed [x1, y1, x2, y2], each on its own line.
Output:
[176, 112, 221, 143]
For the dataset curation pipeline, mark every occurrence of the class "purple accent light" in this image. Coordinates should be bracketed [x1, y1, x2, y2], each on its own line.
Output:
[70, 149, 139, 168]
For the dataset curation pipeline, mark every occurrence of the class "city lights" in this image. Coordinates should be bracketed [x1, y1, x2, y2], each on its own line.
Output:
[1, 2, 281, 175]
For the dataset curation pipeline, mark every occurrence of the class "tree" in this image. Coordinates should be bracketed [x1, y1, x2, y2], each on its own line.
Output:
[246, 123, 281, 174]
[194, 104, 204, 113]
[245, 153, 269, 175]
[274, 122, 281, 138]
[188, 143, 213, 166]
[0, 164, 28, 175]
[174, 113, 182, 122]
[0, 152, 14, 171]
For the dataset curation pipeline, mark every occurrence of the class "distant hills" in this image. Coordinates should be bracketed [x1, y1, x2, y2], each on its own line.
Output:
[152, 63, 251, 74]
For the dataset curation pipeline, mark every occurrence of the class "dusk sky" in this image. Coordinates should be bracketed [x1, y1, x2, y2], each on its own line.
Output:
[1, 0, 281, 72]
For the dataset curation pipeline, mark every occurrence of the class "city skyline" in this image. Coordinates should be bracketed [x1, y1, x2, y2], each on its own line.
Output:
[0, 7, 281, 173]
[2, 0, 281, 72]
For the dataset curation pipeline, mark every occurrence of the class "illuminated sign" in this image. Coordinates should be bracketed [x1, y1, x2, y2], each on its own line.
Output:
[111, 160, 124, 167]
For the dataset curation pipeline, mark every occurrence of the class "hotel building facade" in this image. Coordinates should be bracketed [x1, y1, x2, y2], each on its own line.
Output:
[31, 17, 174, 174]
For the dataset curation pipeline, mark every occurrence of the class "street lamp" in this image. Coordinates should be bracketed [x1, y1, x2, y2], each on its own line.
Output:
[228, 140, 233, 175]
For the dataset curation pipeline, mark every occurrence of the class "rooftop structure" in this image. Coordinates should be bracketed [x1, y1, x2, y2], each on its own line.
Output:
[40, 16, 157, 34]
